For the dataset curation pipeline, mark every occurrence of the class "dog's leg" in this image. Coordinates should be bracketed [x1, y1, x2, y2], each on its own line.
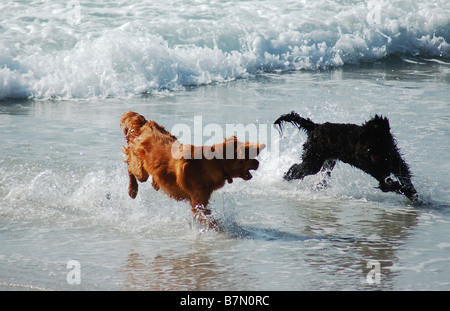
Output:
[284, 163, 303, 180]
[321, 159, 336, 176]
[285, 162, 323, 180]
[151, 178, 160, 191]
[379, 175, 419, 202]
[284, 156, 325, 181]
[191, 203, 218, 230]
[128, 172, 139, 199]
[404, 186, 419, 202]
[375, 158, 419, 202]
[396, 161, 419, 202]
[190, 196, 218, 230]
[317, 159, 336, 189]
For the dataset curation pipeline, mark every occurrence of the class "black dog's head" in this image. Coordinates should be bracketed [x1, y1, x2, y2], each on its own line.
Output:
[359, 115, 418, 202]
[360, 115, 393, 164]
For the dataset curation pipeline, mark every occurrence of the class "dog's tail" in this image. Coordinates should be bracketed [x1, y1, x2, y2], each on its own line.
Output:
[274, 111, 316, 135]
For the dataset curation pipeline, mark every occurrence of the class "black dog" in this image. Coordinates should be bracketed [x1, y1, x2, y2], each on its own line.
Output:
[274, 111, 418, 202]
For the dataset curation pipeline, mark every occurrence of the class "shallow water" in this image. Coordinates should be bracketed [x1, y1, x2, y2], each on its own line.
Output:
[1, 0, 450, 291]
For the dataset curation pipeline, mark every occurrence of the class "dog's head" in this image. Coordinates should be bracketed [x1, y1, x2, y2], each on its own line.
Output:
[360, 115, 394, 163]
[360, 115, 418, 201]
[120, 111, 147, 138]
[219, 136, 266, 182]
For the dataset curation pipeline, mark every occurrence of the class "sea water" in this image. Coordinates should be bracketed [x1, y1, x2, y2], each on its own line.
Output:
[0, 0, 449, 291]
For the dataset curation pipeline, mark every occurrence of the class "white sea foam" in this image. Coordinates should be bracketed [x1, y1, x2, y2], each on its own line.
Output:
[0, 0, 449, 99]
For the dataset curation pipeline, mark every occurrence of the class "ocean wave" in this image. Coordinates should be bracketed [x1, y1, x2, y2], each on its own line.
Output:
[0, 0, 449, 99]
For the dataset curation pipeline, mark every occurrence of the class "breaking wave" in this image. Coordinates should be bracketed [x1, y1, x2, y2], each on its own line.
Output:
[1, 0, 449, 99]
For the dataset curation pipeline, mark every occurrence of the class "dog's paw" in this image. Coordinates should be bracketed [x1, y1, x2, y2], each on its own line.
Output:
[192, 204, 220, 231]
[128, 174, 139, 199]
[128, 187, 138, 199]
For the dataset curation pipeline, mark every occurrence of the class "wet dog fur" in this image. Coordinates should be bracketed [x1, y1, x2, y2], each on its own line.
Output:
[120, 111, 265, 229]
[274, 111, 418, 202]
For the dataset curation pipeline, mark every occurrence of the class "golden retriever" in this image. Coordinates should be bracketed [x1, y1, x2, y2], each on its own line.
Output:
[120, 111, 265, 229]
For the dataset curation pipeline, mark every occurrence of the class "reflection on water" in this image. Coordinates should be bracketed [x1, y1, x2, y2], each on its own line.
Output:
[122, 247, 242, 291]
[300, 201, 419, 290]
[119, 200, 420, 291]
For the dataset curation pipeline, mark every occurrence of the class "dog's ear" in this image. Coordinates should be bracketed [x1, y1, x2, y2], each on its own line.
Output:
[360, 115, 391, 142]
[373, 115, 390, 131]
[237, 142, 266, 159]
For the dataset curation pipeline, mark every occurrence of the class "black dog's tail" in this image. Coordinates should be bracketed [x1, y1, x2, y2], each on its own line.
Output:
[274, 111, 316, 135]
